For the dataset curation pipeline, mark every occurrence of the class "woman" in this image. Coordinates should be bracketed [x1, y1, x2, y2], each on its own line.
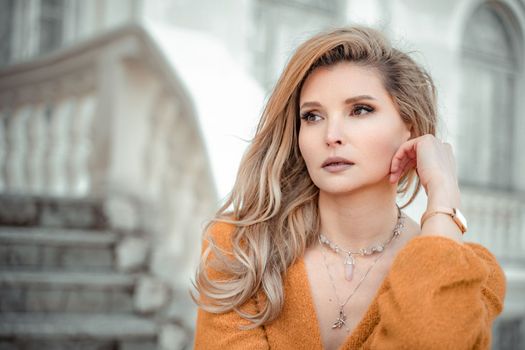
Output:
[191, 26, 506, 349]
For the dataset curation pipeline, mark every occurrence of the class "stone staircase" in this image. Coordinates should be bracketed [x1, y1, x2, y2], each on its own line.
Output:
[0, 196, 168, 349]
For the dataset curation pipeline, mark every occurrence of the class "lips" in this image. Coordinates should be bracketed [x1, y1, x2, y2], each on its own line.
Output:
[322, 157, 354, 168]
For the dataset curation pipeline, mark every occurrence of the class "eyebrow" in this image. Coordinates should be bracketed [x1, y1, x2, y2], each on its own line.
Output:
[299, 95, 376, 110]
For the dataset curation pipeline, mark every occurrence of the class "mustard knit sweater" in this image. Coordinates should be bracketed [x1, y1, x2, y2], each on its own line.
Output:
[194, 222, 506, 349]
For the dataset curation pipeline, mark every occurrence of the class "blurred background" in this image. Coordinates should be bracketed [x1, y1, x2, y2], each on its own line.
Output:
[0, 0, 523, 349]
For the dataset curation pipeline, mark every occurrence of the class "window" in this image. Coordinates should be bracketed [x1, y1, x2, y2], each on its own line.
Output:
[0, 0, 15, 66]
[458, 3, 519, 190]
[253, 0, 343, 89]
[39, 0, 65, 54]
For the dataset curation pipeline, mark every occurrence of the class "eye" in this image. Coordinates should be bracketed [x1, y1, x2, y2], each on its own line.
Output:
[300, 112, 322, 123]
[351, 104, 374, 116]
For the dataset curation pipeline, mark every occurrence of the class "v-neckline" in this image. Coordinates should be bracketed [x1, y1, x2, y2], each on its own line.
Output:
[296, 254, 390, 349]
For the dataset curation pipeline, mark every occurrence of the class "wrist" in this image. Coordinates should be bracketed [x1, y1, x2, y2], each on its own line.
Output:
[420, 213, 463, 242]
[427, 197, 461, 210]
[426, 184, 461, 209]
[420, 206, 468, 235]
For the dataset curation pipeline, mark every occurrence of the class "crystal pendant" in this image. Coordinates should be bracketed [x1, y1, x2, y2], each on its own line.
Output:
[344, 254, 355, 281]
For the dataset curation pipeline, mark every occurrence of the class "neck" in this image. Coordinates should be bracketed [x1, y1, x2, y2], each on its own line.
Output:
[318, 183, 400, 250]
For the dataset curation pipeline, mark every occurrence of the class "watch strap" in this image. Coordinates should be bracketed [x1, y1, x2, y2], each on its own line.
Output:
[420, 207, 467, 234]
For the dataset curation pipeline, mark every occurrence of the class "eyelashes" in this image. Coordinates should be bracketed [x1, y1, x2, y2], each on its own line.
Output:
[300, 104, 375, 122]
[352, 104, 374, 116]
[300, 112, 322, 122]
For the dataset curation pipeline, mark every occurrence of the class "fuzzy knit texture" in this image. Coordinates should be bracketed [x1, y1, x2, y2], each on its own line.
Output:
[194, 221, 507, 349]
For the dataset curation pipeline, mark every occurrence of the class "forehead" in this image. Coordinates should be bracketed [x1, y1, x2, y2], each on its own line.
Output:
[299, 62, 388, 102]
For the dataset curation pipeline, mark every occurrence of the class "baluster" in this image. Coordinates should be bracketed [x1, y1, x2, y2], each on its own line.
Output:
[169, 115, 193, 237]
[48, 98, 74, 196]
[520, 201, 525, 261]
[512, 198, 522, 260]
[5, 105, 32, 192]
[69, 94, 96, 196]
[492, 194, 503, 255]
[159, 99, 179, 236]
[468, 191, 484, 245]
[506, 197, 516, 259]
[26, 103, 47, 194]
[502, 197, 511, 258]
[0, 109, 6, 191]
[490, 194, 500, 253]
[145, 94, 175, 200]
[143, 93, 163, 199]
[169, 110, 189, 189]
[159, 100, 181, 237]
[500, 196, 508, 258]
[509, 197, 518, 259]
[481, 192, 491, 248]
[490, 196, 500, 256]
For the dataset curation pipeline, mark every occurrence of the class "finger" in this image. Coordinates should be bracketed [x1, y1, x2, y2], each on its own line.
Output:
[390, 158, 416, 183]
[390, 156, 413, 183]
[397, 154, 414, 175]
[402, 159, 417, 175]
[391, 145, 414, 172]
[391, 140, 418, 172]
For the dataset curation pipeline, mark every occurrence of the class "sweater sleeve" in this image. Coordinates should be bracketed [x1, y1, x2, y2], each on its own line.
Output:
[369, 235, 506, 349]
[193, 222, 269, 350]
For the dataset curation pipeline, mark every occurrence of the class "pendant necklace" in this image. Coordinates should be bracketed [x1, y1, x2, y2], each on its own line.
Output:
[319, 238, 385, 332]
[319, 205, 404, 282]
[318, 206, 405, 331]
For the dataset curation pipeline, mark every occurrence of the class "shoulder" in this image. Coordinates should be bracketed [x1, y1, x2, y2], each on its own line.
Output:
[201, 220, 238, 255]
[200, 220, 239, 281]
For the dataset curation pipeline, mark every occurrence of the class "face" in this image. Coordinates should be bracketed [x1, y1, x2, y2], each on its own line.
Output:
[298, 62, 411, 195]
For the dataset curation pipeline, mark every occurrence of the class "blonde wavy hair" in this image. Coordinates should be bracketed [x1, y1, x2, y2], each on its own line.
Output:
[191, 26, 437, 329]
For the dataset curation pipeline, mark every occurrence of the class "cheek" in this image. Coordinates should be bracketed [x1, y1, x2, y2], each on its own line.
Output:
[298, 129, 312, 164]
[298, 129, 322, 180]
[365, 131, 403, 171]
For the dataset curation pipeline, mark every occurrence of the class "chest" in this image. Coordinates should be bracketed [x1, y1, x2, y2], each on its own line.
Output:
[303, 249, 392, 350]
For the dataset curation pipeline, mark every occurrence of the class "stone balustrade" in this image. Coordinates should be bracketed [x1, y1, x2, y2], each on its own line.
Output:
[0, 22, 218, 272]
[461, 185, 525, 264]
[0, 24, 227, 348]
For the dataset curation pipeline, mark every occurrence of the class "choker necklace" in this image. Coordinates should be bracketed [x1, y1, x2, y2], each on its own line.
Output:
[319, 205, 404, 282]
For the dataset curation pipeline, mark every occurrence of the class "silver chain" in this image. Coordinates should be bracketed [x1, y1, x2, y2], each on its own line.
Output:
[319, 205, 404, 259]
[319, 236, 386, 333]
[317, 207, 404, 333]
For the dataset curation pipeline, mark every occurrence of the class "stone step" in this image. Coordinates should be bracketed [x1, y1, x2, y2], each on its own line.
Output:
[0, 313, 157, 349]
[0, 194, 108, 229]
[0, 227, 117, 271]
[0, 338, 158, 350]
[0, 271, 135, 314]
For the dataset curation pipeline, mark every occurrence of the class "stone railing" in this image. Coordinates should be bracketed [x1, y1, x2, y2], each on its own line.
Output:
[462, 186, 525, 343]
[461, 185, 525, 264]
[0, 24, 223, 348]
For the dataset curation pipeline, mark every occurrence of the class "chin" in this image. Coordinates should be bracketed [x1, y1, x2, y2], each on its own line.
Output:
[313, 180, 361, 195]
[313, 175, 388, 195]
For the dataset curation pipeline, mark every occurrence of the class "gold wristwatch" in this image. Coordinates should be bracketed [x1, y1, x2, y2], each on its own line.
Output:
[420, 207, 468, 234]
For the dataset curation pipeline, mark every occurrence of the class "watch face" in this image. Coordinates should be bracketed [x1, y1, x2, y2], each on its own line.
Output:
[455, 209, 468, 231]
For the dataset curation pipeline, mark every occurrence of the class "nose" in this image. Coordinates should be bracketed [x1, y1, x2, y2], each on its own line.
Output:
[325, 117, 344, 147]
